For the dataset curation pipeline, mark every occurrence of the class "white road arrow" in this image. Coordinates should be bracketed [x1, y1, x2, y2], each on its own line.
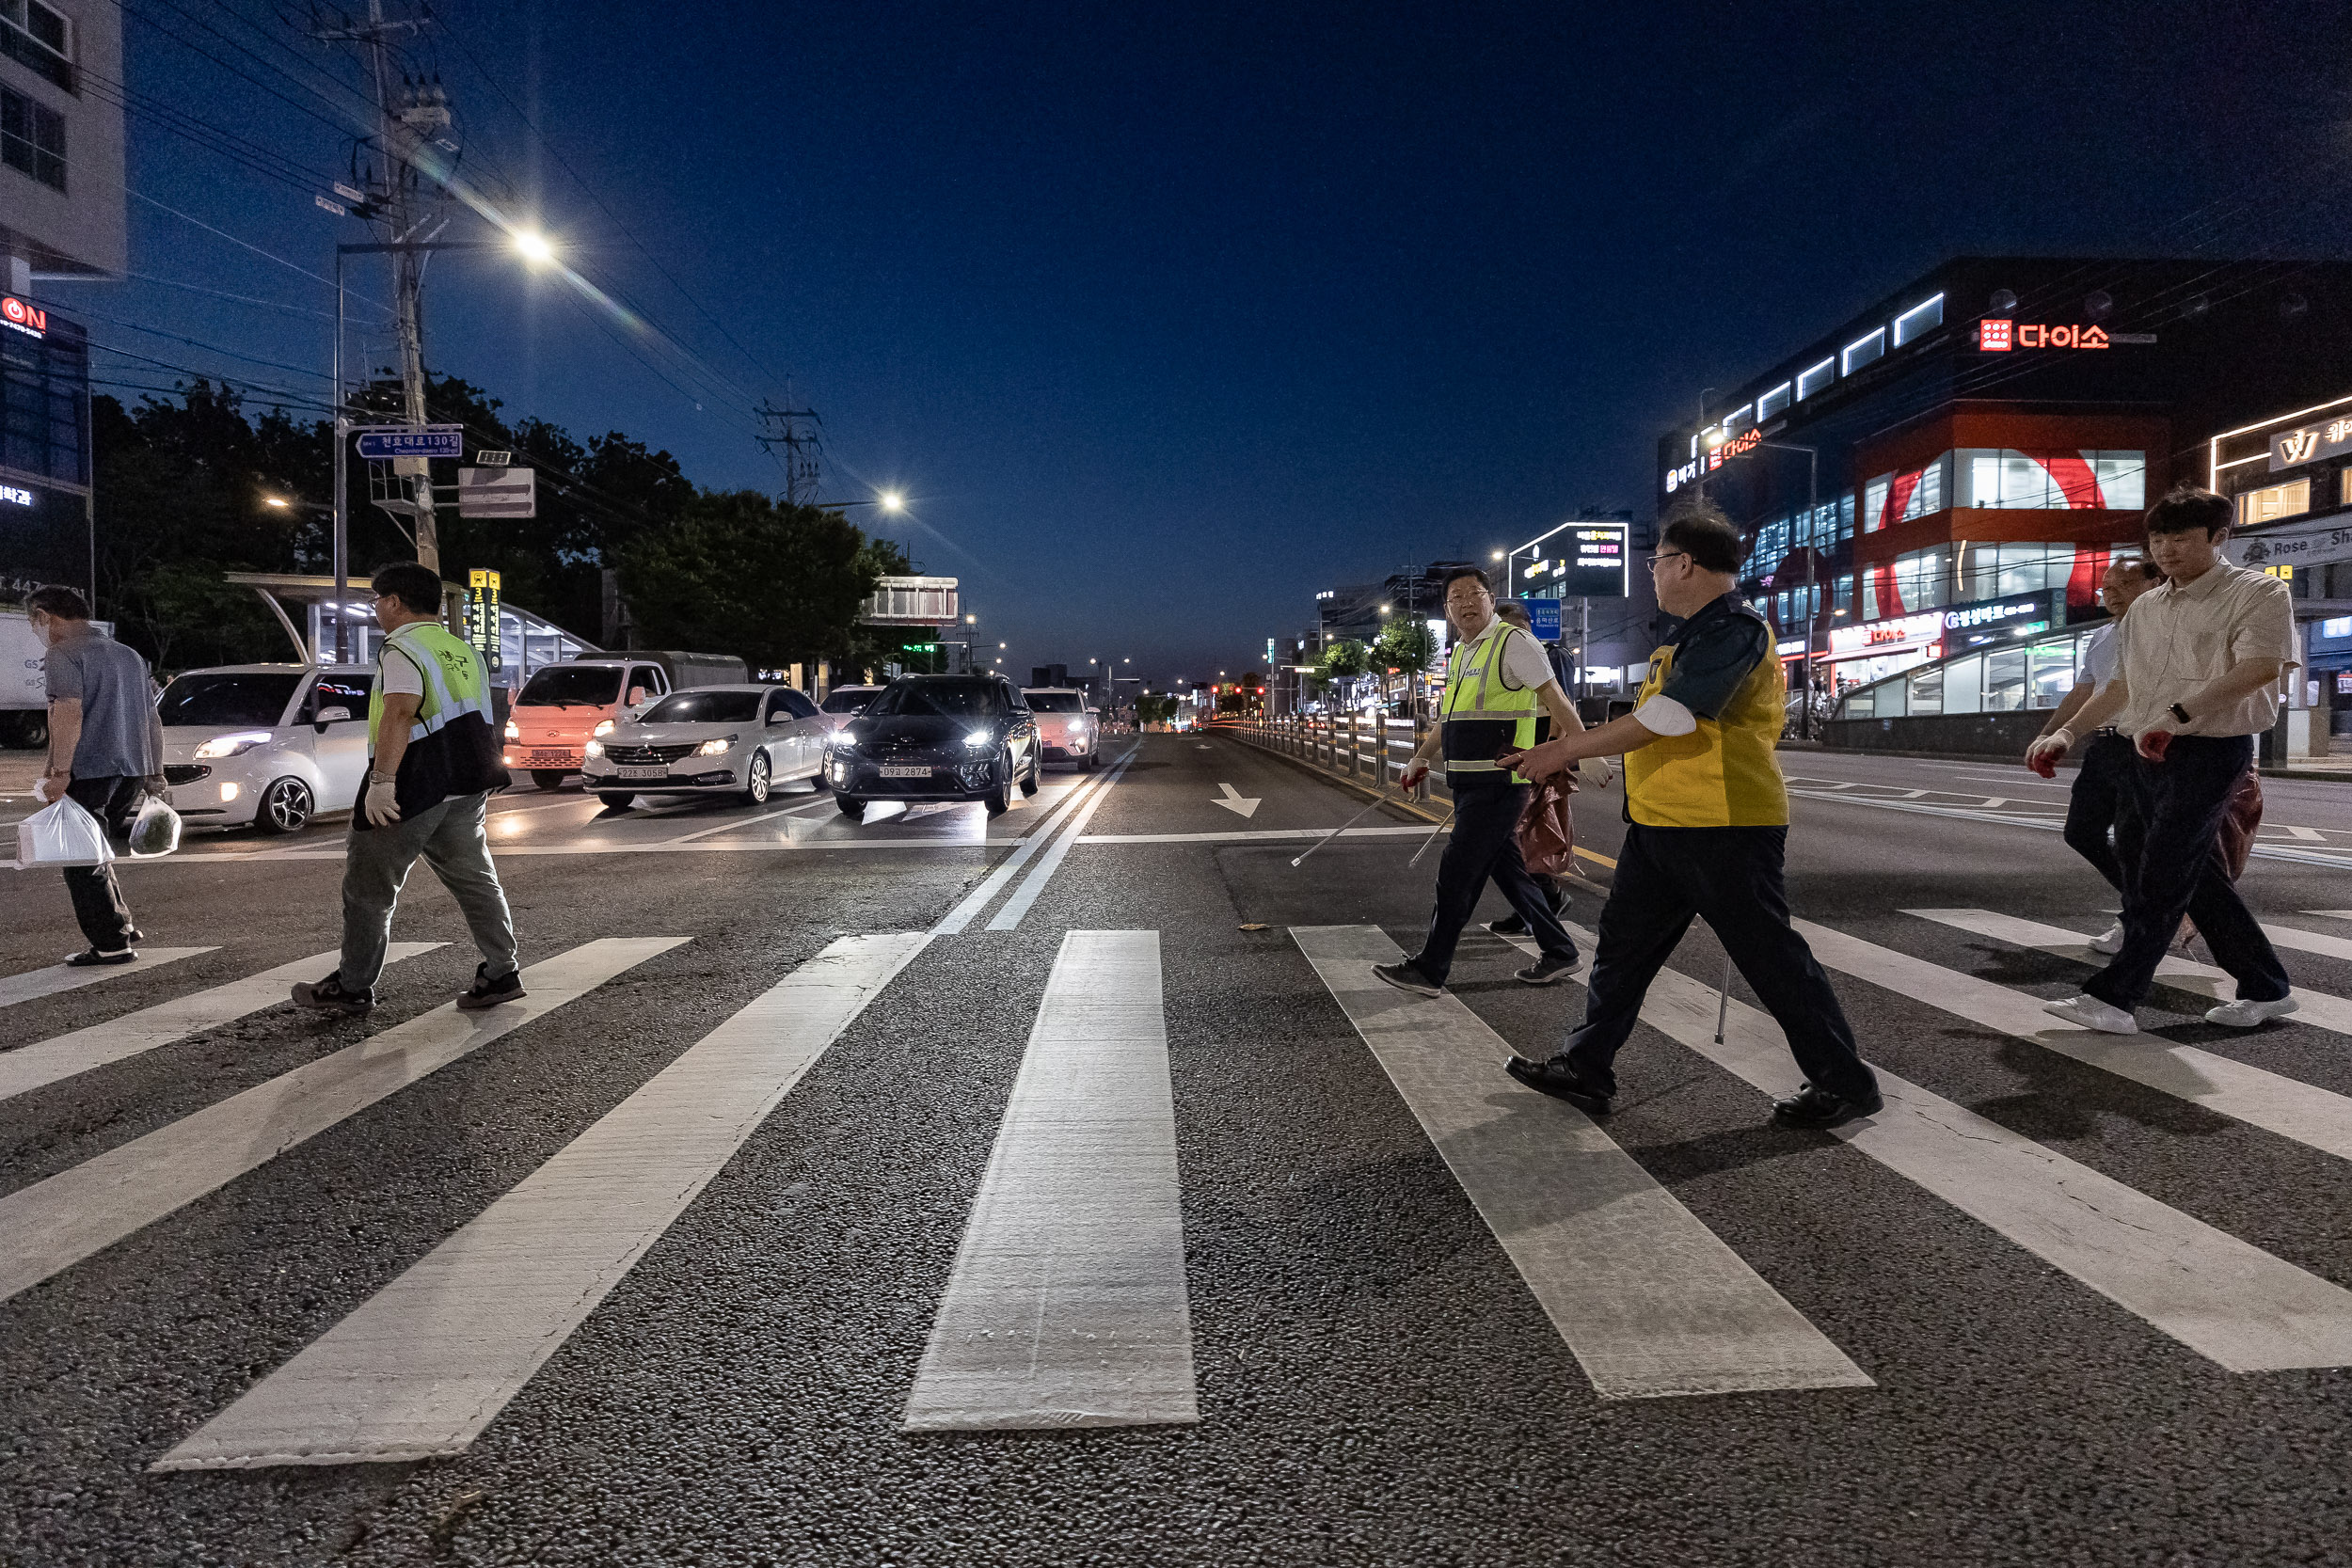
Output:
[1212, 783, 1261, 819]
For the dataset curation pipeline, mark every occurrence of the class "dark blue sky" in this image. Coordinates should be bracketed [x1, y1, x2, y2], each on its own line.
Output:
[56, 0, 2351, 680]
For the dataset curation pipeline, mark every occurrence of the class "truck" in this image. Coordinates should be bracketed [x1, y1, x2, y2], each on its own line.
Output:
[3, 610, 49, 749]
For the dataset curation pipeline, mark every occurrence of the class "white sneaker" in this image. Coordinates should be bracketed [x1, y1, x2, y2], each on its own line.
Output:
[2042, 994, 2138, 1035]
[2089, 922, 2125, 955]
[2205, 996, 2299, 1029]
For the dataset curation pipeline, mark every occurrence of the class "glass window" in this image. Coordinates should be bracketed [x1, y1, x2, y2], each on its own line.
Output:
[0, 86, 66, 192]
[2029, 640, 2080, 708]
[1843, 327, 1886, 374]
[1943, 654, 1985, 715]
[1834, 572, 1853, 611]
[1757, 382, 1792, 421]
[1907, 664, 1944, 717]
[1796, 356, 1836, 401]
[1025, 691, 1086, 711]
[642, 690, 763, 724]
[819, 686, 882, 714]
[0, 2, 72, 91]
[158, 673, 302, 729]
[1982, 648, 2027, 712]
[1893, 293, 1945, 346]
[1863, 474, 1890, 532]
[1840, 686, 1874, 719]
[2093, 451, 2145, 510]
[518, 665, 625, 706]
[301, 673, 373, 721]
[2238, 478, 2311, 528]
[778, 689, 819, 719]
[868, 678, 1006, 719]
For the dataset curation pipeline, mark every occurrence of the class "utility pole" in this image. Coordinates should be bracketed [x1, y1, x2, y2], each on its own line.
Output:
[755, 404, 823, 505]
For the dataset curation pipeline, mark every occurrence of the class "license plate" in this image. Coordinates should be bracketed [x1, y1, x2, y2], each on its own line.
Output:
[526, 751, 575, 766]
[617, 765, 669, 782]
[879, 764, 933, 779]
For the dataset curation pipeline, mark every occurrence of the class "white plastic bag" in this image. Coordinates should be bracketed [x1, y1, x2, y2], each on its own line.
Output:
[127, 794, 182, 858]
[16, 797, 114, 868]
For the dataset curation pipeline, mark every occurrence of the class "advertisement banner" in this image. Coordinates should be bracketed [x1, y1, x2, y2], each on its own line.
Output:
[466, 569, 503, 667]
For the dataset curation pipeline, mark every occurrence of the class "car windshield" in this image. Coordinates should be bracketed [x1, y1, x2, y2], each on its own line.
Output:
[517, 666, 624, 706]
[158, 672, 302, 729]
[820, 689, 878, 714]
[640, 690, 763, 724]
[1025, 692, 1084, 712]
[868, 680, 1004, 719]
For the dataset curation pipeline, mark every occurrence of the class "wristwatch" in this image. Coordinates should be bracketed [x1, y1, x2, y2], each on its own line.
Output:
[2168, 702, 2193, 726]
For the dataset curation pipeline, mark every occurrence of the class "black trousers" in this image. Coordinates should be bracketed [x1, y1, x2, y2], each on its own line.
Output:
[1410, 777, 1576, 984]
[61, 775, 141, 953]
[1560, 823, 1877, 1103]
[2086, 735, 2290, 1009]
[2061, 732, 2133, 891]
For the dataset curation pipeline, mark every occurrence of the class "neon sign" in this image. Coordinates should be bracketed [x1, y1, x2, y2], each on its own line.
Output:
[0, 295, 45, 339]
[1977, 320, 2151, 352]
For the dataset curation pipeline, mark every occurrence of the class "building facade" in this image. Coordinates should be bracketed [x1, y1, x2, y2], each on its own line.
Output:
[2207, 395, 2352, 743]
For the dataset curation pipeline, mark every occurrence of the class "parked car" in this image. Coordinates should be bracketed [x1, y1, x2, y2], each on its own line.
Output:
[823, 674, 1040, 817]
[580, 684, 831, 809]
[156, 663, 375, 833]
[1021, 687, 1100, 770]
[502, 657, 676, 790]
[818, 684, 885, 735]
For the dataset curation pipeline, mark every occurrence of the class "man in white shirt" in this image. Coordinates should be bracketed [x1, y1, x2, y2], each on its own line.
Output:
[2026, 487, 2297, 1033]
[2028, 555, 2163, 952]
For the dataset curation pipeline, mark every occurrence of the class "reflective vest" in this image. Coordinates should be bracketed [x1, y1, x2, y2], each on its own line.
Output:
[1623, 613, 1790, 829]
[1439, 622, 1546, 784]
[360, 618, 506, 821]
[369, 620, 491, 746]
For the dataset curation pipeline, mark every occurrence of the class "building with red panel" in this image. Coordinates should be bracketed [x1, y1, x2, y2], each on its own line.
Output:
[1655, 257, 2352, 696]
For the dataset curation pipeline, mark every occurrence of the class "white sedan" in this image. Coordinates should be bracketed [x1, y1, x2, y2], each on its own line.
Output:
[158, 664, 375, 833]
[580, 685, 831, 808]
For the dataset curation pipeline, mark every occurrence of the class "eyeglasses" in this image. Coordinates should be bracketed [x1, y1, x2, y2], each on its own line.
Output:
[1645, 550, 1690, 571]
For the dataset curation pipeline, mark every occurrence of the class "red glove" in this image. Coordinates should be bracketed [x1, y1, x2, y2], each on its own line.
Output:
[2027, 751, 2057, 779]
[2137, 729, 2172, 763]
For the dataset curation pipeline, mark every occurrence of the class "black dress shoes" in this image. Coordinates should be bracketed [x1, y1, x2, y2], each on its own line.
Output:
[1771, 1083, 1884, 1129]
[1503, 1054, 1613, 1115]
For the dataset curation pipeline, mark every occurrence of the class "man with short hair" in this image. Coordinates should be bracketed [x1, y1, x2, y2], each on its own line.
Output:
[1373, 565, 1591, 996]
[1496, 503, 1882, 1130]
[294, 563, 522, 1015]
[25, 585, 166, 965]
[2026, 486, 2297, 1033]
[1486, 598, 1571, 938]
[2030, 554, 2164, 952]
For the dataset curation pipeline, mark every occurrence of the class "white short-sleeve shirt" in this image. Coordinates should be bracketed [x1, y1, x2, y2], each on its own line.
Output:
[1458, 618, 1560, 692]
[2113, 562, 2297, 736]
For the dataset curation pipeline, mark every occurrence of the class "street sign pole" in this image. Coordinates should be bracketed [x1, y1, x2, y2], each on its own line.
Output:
[332, 245, 347, 663]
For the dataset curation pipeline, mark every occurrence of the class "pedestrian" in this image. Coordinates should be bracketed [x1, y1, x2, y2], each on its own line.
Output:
[1486, 598, 1572, 937]
[1496, 502, 1883, 1129]
[1373, 566, 1591, 997]
[2028, 554, 2165, 953]
[2026, 486, 2298, 1032]
[293, 562, 525, 1016]
[24, 585, 164, 966]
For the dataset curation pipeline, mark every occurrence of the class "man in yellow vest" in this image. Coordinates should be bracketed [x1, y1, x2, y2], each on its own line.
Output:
[1496, 504, 1881, 1130]
[294, 562, 521, 1016]
[1373, 565, 1591, 997]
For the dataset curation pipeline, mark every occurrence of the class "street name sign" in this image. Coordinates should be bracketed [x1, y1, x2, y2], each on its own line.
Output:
[353, 425, 464, 461]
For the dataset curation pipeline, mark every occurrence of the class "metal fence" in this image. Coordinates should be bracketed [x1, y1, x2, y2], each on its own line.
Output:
[1227, 713, 1449, 806]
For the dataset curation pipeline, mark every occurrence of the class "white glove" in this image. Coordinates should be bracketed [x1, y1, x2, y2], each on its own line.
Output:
[362, 775, 401, 827]
[33, 773, 64, 804]
[1578, 756, 1613, 790]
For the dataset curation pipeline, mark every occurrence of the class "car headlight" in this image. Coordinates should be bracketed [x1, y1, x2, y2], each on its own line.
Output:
[592, 719, 616, 738]
[696, 736, 735, 756]
[194, 730, 274, 760]
[963, 730, 994, 749]
[1069, 719, 1089, 736]
[828, 730, 857, 750]
[503, 719, 520, 741]
[584, 740, 603, 759]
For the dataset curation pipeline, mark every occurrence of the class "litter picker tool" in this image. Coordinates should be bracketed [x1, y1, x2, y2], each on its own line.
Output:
[1290, 782, 1403, 868]
[1406, 805, 1455, 867]
[1713, 957, 1733, 1044]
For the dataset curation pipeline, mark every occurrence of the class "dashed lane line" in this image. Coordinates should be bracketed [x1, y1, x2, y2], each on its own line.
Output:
[930, 768, 1119, 936]
[157, 932, 925, 1469]
[0, 948, 215, 1011]
[984, 749, 1140, 932]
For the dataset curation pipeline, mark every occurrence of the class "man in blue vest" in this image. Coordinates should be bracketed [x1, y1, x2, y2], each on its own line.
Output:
[294, 562, 521, 1016]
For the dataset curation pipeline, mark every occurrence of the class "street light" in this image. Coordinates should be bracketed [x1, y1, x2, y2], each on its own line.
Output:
[511, 229, 556, 267]
[879, 489, 905, 513]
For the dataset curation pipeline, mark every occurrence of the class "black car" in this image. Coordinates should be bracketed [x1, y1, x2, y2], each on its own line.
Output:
[824, 674, 1041, 817]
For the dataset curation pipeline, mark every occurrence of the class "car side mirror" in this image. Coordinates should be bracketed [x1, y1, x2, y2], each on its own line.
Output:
[313, 705, 351, 731]
[769, 711, 787, 725]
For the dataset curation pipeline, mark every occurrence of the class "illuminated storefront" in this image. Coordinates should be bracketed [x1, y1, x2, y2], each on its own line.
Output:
[0, 294, 89, 603]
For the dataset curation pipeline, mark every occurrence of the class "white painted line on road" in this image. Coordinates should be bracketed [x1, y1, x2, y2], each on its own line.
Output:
[659, 805, 802, 846]
[2283, 826, 2326, 841]
[1786, 789, 2352, 869]
[984, 749, 1139, 932]
[1075, 826, 1431, 845]
[2260, 922, 2352, 964]
[0, 938, 685, 1307]
[1796, 911, 2352, 1164]
[901, 930, 1194, 1431]
[0, 948, 214, 1012]
[0, 944, 442, 1103]
[1504, 925, 2352, 1373]
[2309, 911, 2352, 923]
[1292, 924, 1870, 1400]
[175, 838, 1018, 863]
[158, 932, 926, 1469]
[930, 771, 1114, 936]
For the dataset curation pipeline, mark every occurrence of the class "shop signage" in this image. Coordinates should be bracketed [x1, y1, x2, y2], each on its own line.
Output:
[2229, 515, 2352, 572]
[1561, 525, 1629, 598]
[1976, 320, 2156, 352]
[2267, 416, 2352, 472]
[466, 569, 502, 666]
[0, 295, 46, 339]
[0, 484, 31, 506]
[1826, 596, 2044, 657]
[1664, 426, 1764, 491]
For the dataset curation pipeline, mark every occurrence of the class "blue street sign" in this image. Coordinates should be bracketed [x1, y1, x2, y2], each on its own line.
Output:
[1520, 596, 1563, 641]
[353, 424, 464, 460]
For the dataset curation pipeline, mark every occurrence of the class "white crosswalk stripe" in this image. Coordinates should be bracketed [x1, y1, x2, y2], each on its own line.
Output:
[2261, 921, 2352, 964]
[0, 945, 442, 1104]
[1294, 924, 1871, 1400]
[931, 770, 1115, 934]
[984, 748, 1138, 931]
[902, 930, 1197, 1429]
[0, 938, 685, 1307]
[1506, 927, 2352, 1371]
[0, 948, 215, 1011]
[158, 932, 926, 1469]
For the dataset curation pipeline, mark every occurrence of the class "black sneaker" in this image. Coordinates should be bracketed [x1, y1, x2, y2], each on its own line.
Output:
[1486, 913, 1530, 937]
[292, 972, 374, 1015]
[1503, 1054, 1613, 1115]
[65, 946, 136, 968]
[457, 962, 527, 1011]
[1514, 951, 1579, 985]
[1771, 1083, 1884, 1130]
[1372, 960, 1443, 998]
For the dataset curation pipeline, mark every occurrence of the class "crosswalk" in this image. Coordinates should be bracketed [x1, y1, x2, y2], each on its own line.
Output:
[3, 888, 2352, 1467]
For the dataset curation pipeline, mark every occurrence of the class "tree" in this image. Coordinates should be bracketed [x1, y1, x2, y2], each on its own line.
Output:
[1373, 618, 1438, 675]
[618, 491, 883, 671]
[1317, 639, 1372, 681]
[1136, 693, 1178, 728]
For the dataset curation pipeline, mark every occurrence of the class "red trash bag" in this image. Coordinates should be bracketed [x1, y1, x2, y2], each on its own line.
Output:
[2217, 768, 2265, 882]
[1518, 782, 1576, 877]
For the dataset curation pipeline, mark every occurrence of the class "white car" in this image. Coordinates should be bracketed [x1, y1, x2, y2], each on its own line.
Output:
[580, 684, 831, 808]
[158, 663, 375, 833]
[1022, 687, 1100, 769]
[818, 684, 884, 736]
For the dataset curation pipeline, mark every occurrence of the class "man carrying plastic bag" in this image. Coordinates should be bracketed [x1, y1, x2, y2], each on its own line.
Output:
[24, 585, 165, 966]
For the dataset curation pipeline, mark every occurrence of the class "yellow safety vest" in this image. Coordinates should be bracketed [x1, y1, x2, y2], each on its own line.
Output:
[1623, 624, 1790, 828]
[1439, 622, 1546, 783]
[369, 620, 492, 749]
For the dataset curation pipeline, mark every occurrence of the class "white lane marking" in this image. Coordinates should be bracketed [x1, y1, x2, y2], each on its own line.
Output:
[2310, 911, 2352, 923]
[1979, 798, 2008, 809]
[158, 932, 926, 1469]
[1793, 911, 2352, 1163]
[1502, 925, 2352, 1372]
[1074, 826, 1431, 845]
[485, 796, 606, 816]
[2261, 922, 2352, 963]
[901, 930, 1194, 1431]
[0, 948, 215, 1011]
[0, 938, 685, 1307]
[1210, 783, 1261, 818]
[1291, 924, 1870, 1400]
[985, 750, 1140, 932]
[2283, 826, 2327, 841]
[1899, 789, 1927, 799]
[1787, 789, 2350, 868]
[0, 945, 442, 1103]
[660, 806, 801, 846]
[931, 772, 1114, 936]
[174, 838, 1020, 863]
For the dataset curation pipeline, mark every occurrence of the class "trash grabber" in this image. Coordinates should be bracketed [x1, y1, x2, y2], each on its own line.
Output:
[1713, 957, 1733, 1044]
[1406, 805, 1454, 867]
[1290, 783, 1399, 868]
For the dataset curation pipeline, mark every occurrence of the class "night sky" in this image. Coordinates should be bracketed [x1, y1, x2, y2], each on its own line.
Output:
[53, 0, 2352, 681]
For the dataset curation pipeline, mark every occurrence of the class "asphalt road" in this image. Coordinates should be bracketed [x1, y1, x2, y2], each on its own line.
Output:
[4, 734, 2351, 1566]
